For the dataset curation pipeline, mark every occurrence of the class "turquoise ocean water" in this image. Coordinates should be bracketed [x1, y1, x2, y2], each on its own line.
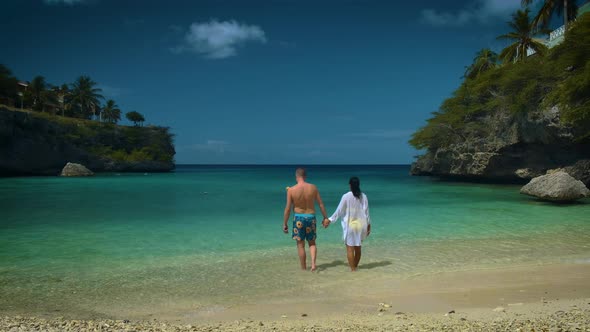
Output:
[1, 165, 589, 318]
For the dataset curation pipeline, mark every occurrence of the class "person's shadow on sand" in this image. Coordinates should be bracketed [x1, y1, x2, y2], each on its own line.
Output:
[316, 260, 392, 271]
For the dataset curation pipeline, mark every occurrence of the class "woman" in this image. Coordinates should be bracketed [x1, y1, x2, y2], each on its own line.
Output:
[324, 177, 371, 271]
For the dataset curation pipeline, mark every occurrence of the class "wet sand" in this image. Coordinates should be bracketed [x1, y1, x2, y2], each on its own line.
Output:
[2, 263, 590, 331]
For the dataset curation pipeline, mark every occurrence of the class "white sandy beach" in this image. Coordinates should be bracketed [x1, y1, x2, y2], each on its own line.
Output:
[2, 262, 590, 331]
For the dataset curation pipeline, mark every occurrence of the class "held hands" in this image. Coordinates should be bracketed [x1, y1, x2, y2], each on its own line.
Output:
[322, 218, 330, 228]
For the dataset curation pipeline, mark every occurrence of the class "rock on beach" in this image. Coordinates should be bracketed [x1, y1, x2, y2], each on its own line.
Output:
[60, 162, 94, 177]
[520, 171, 589, 202]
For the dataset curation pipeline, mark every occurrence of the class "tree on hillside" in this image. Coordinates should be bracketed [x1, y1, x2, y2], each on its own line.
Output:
[521, 0, 578, 29]
[69, 76, 104, 119]
[54, 84, 70, 116]
[102, 99, 122, 124]
[26, 76, 57, 112]
[464, 48, 498, 79]
[27, 76, 47, 111]
[497, 9, 549, 63]
[126, 111, 145, 126]
[0, 64, 17, 101]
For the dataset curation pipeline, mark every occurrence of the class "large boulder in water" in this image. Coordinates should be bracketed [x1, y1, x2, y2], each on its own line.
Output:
[562, 159, 590, 187]
[60, 162, 94, 177]
[520, 171, 589, 202]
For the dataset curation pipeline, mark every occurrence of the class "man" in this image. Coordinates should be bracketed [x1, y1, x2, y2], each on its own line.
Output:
[283, 168, 329, 272]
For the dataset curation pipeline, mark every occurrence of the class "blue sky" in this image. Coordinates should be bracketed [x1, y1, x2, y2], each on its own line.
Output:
[0, 0, 571, 164]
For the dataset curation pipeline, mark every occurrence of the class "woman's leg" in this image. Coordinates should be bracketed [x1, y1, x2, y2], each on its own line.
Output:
[346, 245, 356, 271]
[353, 246, 361, 269]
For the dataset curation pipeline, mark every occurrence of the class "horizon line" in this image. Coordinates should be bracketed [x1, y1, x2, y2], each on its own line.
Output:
[175, 163, 412, 166]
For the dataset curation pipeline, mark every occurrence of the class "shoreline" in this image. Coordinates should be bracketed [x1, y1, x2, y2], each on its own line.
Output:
[173, 262, 590, 323]
[3, 302, 590, 331]
[2, 301, 589, 332]
[2, 262, 589, 330]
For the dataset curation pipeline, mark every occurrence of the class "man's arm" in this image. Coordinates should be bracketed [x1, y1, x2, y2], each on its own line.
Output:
[283, 189, 293, 233]
[315, 188, 329, 225]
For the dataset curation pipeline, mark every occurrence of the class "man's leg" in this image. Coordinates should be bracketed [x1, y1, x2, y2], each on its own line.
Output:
[308, 240, 317, 272]
[346, 245, 356, 271]
[353, 246, 361, 269]
[297, 240, 306, 270]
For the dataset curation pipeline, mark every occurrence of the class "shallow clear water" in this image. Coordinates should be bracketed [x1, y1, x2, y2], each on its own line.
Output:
[1, 165, 589, 317]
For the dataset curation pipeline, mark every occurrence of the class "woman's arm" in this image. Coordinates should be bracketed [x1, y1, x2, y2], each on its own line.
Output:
[365, 195, 371, 236]
[327, 194, 347, 225]
[364, 194, 370, 225]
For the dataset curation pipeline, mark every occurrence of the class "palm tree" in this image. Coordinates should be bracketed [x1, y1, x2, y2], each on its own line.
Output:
[28, 76, 47, 111]
[69, 76, 103, 119]
[497, 9, 549, 63]
[464, 48, 498, 79]
[54, 84, 70, 116]
[521, 0, 578, 29]
[0, 64, 17, 101]
[102, 99, 122, 124]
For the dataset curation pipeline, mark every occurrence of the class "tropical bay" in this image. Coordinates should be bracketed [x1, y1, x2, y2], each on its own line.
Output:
[1, 0, 590, 331]
[1, 166, 590, 330]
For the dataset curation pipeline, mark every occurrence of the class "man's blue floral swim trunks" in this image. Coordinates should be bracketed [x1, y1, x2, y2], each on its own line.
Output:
[292, 213, 317, 241]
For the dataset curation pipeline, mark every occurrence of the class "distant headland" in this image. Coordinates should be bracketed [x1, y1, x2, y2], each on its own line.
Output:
[0, 65, 175, 176]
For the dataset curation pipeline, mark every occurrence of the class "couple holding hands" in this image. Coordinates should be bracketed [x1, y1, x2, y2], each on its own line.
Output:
[282, 168, 371, 272]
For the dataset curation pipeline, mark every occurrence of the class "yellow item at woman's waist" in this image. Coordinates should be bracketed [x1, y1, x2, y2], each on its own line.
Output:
[349, 219, 363, 232]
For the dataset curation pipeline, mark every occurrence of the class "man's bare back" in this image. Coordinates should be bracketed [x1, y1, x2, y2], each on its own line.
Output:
[282, 168, 329, 271]
[289, 182, 319, 215]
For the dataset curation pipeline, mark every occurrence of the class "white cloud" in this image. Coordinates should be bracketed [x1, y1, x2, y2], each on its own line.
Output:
[182, 140, 230, 154]
[172, 20, 266, 59]
[44, 0, 91, 5]
[420, 0, 521, 27]
[350, 129, 414, 139]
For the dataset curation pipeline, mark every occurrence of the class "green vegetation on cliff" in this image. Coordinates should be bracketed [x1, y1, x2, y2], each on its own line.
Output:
[0, 66, 146, 127]
[32, 109, 174, 163]
[0, 65, 174, 174]
[410, 13, 590, 151]
[0, 106, 175, 175]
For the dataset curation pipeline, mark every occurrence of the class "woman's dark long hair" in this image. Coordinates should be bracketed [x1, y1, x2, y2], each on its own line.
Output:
[349, 177, 361, 199]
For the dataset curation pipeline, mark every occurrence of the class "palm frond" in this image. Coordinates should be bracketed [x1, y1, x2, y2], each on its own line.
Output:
[497, 33, 520, 40]
[499, 43, 519, 63]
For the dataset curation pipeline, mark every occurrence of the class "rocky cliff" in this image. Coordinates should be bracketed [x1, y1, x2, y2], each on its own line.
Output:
[0, 107, 175, 176]
[410, 13, 590, 184]
[410, 106, 590, 183]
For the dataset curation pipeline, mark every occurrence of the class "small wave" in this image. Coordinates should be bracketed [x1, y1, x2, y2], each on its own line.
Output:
[572, 258, 590, 264]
